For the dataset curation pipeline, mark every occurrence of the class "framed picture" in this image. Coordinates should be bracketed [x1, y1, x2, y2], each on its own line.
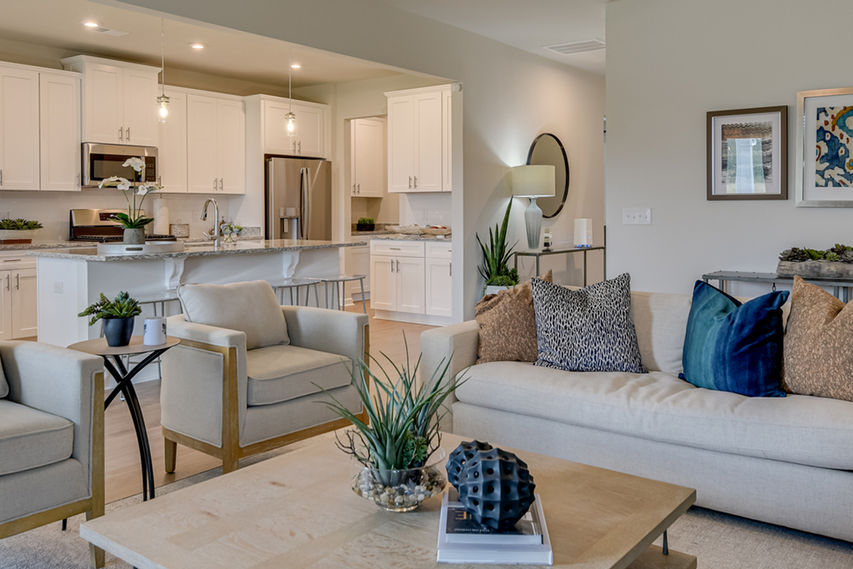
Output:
[796, 88, 853, 207]
[707, 106, 787, 200]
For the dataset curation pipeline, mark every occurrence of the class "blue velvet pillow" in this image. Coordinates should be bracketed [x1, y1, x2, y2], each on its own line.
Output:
[680, 280, 789, 397]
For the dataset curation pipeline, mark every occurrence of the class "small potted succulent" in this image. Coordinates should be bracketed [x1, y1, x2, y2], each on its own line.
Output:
[477, 201, 519, 296]
[356, 217, 375, 232]
[78, 292, 142, 347]
[321, 338, 464, 512]
[99, 157, 160, 244]
[0, 218, 43, 244]
[220, 221, 243, 244]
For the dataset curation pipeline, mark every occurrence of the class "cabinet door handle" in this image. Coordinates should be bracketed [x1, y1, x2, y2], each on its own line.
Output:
[298, 141, 302, 153]
[0, 168, 3, 186]
[15, 273, 19, 290]
[219, 178, 224, 191]
[357, 183, 360, 194]
[413, 175, 418, 188]
[213, 178, 218, 190]
[449, 262, 452, 277]
[118, 127, 124, 142]
[408, 176, 412, 189]
[390, 260, 394, 273]
[5, 274, 9, 291]
[396, 259, 400, 272]
[2, 258, 22, 263]
[352, 183, 356, 194]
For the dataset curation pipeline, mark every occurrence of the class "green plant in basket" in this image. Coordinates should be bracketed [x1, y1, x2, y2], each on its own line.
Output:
[78, 292, 142, 326]
[476, 200, 519, 287]
[0, 218, 43, 230]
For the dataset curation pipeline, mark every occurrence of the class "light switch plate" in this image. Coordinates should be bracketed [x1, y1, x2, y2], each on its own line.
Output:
[622, 208, 651, 225]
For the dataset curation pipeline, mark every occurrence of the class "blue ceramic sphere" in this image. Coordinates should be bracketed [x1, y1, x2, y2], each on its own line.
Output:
[446, 440, 494, 490]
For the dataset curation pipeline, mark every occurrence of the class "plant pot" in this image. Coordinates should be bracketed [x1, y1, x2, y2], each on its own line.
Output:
[0, 229, 40, 244]
[356, 223, 375, 232]
[351, 450, 447, 512]
[123, 228, 145, 244]
[103, 317, 134, 347]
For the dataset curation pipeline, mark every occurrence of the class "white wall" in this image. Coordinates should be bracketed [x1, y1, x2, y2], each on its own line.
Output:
[606, 0, 853, 296]
[118, 0, 605, 320]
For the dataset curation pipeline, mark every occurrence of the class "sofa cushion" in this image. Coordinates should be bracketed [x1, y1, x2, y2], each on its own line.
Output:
[783, 276, 853, 401]
[0, 400, 74, 476]
[630, 291, 692, 374]
[246, 344, 352, 406]
[179, 280, 289, 350]
[681, 280, 788, 397]
[475, 271, 552, 363]
[454, 362, 853, 470]
[532, 273, 646, 373]
[0, 355, 7, 398]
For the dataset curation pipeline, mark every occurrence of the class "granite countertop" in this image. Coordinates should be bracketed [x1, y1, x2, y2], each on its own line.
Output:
[0, 236, 266, 252]
[28, 239, 368, 262]
[368, 233, 452, 242]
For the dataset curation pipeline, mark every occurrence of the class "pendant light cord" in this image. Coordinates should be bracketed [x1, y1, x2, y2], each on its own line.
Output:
[160, 18, 166, 96]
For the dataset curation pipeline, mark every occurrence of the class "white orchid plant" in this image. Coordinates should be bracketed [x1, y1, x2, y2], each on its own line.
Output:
[98, 157, 161, 229]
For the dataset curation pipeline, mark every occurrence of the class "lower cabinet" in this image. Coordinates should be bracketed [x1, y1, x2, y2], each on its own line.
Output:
[425, 257, 452, 317]
[0, 264, 37, 339]
[369, 254, 425, 314]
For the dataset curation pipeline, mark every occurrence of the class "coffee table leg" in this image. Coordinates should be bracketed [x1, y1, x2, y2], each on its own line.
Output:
[662, 530, 669, 555]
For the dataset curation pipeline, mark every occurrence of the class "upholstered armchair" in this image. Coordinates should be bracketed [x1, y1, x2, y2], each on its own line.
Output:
[0, 341, 105, 568]
[161, 280, 369, 474]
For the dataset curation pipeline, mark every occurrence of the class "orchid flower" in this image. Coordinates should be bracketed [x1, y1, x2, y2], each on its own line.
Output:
[98, 176, 125, 189]
[122, 157, 145, 173]
[136, 184, 157, 196]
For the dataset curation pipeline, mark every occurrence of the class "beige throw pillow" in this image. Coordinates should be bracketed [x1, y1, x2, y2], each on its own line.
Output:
[783, 276, 853, 401]
[179, 280, 289, 350]
[475, 271, 552, 363]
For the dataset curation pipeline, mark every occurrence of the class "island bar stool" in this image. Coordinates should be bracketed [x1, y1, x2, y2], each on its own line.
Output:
[314, 274, 367, 314]
[268, 277, 322, 307]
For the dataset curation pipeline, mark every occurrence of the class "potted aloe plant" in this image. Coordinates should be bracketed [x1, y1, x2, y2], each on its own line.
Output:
[0, 218, 43, 244]
[99, 157, 161, 244]
[477, 200, 519, 295]
[321, 338, 464, 512]
[78, 292, 142, 347]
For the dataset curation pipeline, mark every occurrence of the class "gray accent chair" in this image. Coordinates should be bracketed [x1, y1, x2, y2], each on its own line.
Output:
[0, 341, 105, 568]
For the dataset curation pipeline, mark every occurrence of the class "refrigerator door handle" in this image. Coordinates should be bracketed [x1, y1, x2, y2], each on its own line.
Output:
[300, 167, 310, 239]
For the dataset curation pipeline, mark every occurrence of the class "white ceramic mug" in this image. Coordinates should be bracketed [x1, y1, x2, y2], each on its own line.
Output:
[143, 317, 167, 346]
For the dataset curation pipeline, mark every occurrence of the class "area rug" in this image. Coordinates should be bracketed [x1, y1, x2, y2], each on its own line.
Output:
[2, 455, 853, 568]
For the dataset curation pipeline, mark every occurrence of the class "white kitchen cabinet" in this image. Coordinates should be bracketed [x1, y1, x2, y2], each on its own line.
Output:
[386, 84, 452, 193]
[260, 97, 330, 158]
[187, 93, 245, 195]
[396, 257, 426, 313]
[0, 65, 39, 191]
[425, 242, 453, 317]
[157, 88, 187, 193]
[351, 117, 385, 197]
[61, 56, 159, 146]
[369, 240, 426, 315]
[0, 258, 37, 340]
[369, 255, 395, 311]
[40, 72, 81, 191]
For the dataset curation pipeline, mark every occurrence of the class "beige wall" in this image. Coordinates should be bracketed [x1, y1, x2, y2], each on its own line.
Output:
[606, 0, 853, 296]
[118, 0, 605, 320]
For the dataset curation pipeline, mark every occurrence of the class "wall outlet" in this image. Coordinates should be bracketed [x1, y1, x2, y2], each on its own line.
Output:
[53, 280, 64, 294]
[622, 208, 651, 225]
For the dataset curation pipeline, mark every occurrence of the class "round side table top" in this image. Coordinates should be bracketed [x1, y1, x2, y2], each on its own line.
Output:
[68, 336, 181, 357]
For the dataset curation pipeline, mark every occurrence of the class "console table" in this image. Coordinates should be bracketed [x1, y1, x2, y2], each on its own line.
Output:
[701, 270, 853, 301]
[514, 245, 606, 286]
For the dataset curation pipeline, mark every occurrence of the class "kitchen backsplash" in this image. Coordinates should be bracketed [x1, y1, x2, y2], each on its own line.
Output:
[399, 193, 452, 227]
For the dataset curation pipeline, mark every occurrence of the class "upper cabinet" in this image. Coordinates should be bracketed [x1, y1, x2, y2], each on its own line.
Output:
[0, 65, 39, 191]
[187, 92, 245, 195]
[351, 117, 386, 197]
[40, 72, 81, 191]
[157, 87, 187, 193]
[385, 84, 453, 193]
[247, 95, 331, 159]
[61, 55, 159, 146]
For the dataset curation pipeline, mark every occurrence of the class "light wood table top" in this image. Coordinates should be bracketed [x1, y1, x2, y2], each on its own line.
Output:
[80, 432, 696, 569]
[68, 336, 180, 357]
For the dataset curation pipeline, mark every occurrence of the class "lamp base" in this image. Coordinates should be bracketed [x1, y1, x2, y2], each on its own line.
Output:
[524, 198, 542, 249]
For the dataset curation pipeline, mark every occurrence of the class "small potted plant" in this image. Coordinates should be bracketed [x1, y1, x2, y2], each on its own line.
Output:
[99, 157, 160, 244]
[477, 201, 519, 295]
[321, 338, 464, 512]
[220, 221, 243, 244]
[0, 218, 43, 244]
[78, 292, 142, 347]
[356, 217, 375, 231]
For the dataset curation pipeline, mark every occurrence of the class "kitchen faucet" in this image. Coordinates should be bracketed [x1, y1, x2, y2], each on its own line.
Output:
[200, 198, 221, 247]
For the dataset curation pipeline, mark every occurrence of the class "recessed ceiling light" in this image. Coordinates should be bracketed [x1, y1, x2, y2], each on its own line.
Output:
[82, 20, 99, 29]
[189, 42, 205, 50]
[290, 63, 301, 69]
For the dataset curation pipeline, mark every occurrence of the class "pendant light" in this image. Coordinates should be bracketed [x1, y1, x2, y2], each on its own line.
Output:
[285, 58, 296, 137]
[156, 18, 170, 123]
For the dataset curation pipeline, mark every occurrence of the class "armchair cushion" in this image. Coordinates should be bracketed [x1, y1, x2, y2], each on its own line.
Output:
[0, 357, 7, 398]
[0, 400, 73, 476]
[246, 345, 351, 406]
[179, 280, 289, 350]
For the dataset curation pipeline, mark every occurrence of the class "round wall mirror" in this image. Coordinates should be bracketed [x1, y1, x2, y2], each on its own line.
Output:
[526, 133, 569, 218]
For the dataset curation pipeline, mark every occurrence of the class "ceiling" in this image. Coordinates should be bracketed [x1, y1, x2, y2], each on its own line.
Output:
[381, 0, 607, 74]
[0, 0, 401, 88]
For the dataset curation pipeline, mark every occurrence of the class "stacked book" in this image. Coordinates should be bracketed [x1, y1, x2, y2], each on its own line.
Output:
[436, 491, 552, 565]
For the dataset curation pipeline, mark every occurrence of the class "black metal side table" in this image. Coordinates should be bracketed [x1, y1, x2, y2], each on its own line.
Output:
[513, 245, 606, 286]
[69, 336, 180, 501]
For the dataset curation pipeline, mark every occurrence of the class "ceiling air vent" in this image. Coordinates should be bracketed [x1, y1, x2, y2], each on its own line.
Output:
[545, 39, 606, 56]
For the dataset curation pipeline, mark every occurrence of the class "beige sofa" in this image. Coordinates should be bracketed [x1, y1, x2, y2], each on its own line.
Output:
[421, 291, 853, 542]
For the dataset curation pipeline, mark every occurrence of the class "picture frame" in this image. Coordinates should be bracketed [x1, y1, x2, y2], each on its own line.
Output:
[796, 87, 853, 207]
[706, 106, 788, 201]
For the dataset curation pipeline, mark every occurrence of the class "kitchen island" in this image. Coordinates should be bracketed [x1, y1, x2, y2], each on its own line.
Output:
[30, 239, 366, 347]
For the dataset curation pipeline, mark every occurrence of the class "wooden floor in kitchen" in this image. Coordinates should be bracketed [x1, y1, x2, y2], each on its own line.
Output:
[103, 301, 435, 503]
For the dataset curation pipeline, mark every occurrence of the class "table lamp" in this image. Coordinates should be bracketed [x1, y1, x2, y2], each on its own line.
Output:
[512, 164, 555, 249]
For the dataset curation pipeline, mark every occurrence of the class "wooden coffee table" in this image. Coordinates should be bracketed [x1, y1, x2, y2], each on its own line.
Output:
[81, 432, 696, 569]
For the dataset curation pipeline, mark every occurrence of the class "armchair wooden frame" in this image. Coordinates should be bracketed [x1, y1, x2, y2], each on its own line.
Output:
[0, 372, 106, 568]
[163, 325, 370, 474]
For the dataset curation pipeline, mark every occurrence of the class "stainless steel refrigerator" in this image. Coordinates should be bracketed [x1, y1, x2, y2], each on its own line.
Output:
[265, 156, 332, 240]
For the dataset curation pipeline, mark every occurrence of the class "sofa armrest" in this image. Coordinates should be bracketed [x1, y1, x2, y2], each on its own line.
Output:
[282, 306, 369, 364]
[419, 321, 479, 432]
[0, 341, 103, 472]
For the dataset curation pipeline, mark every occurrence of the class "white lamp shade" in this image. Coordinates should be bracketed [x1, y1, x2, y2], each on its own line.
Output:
[511, 165, 556, 198]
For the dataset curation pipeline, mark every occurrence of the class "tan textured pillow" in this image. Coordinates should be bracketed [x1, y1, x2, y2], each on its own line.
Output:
[178, 280, 289, 350]
[475, 271, 552, 363]
[783, 276, 853, 401]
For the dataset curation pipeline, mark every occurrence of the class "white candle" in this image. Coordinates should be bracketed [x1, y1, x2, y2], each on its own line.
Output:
[574, 218, 592, 247]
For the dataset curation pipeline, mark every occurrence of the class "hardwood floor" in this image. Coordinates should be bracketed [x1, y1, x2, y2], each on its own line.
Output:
[103, 301, 435, 503]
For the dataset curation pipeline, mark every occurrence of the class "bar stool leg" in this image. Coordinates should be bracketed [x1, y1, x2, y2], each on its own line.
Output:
[313, 283, 320, 307]
[359, 277, 367, 314]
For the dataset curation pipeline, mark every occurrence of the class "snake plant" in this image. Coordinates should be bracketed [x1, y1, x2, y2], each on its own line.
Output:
[476, 200, 519, 287]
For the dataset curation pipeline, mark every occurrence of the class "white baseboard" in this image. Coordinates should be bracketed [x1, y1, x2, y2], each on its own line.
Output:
[372, 309, 452, 326]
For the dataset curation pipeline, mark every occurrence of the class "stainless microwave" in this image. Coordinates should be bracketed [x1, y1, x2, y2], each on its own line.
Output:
[82, 143, 158, 188]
